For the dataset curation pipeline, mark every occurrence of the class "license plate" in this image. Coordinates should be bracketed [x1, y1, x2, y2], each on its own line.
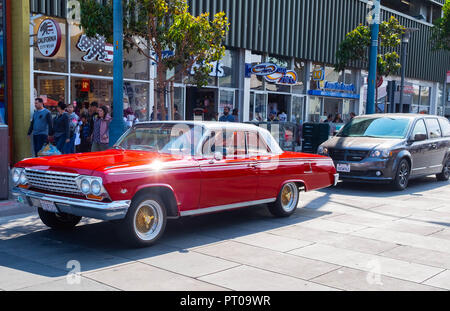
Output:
[40, 200, 58, 213]
[336, 163, 351, 173]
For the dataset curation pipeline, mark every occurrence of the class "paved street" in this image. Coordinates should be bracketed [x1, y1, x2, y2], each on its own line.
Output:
[1, 177, 449, 291]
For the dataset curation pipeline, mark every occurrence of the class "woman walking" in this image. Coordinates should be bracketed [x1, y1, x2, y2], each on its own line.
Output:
[53, 102, 70, 154]
[91, 105, 111, 152]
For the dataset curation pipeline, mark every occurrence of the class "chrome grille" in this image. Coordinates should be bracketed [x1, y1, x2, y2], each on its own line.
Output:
[25, 169, 81, 195]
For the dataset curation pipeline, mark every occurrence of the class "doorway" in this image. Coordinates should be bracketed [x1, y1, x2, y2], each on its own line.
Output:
[186, 87, 217, 121]
[268, 93, 290, 121]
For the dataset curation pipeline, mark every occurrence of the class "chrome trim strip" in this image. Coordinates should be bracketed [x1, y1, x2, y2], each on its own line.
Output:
[24, 168, 80, 177]
[429, 165, 443, 169]
[180, 198, 277, 217]
[12, 188, 130, 221]
[334, 173, 339, 186]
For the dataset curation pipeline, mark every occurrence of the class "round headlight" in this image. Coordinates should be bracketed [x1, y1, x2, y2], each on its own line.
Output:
[19, 171, 28, 185]
[80, 179, 91, 194]
[91, 180, 102, 196]
[12, 169, 21, 184]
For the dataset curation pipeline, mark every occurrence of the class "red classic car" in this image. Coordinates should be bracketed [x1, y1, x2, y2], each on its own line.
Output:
[12, 122, 338, 247]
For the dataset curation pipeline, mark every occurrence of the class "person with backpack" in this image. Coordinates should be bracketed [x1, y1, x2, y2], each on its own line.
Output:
[28, 98, 54, 157]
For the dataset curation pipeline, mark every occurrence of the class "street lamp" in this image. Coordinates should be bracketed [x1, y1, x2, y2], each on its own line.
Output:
[399, 28, 418, 113]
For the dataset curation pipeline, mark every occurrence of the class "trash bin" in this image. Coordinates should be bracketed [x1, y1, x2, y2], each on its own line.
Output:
[302, 122, 330, 154]
[0, 125, 9, 199]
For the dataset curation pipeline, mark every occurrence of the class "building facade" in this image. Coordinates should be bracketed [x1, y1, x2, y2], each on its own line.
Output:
[5, 0, 450, 162]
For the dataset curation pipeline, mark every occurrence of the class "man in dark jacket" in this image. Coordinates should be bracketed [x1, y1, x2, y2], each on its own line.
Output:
[53, 102, 70, 154]
[28, 98, 53, 156]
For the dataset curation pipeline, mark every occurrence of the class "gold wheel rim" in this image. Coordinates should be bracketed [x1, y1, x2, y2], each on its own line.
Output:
[281, 185, 293, 206]
[135, 205, 156, 234]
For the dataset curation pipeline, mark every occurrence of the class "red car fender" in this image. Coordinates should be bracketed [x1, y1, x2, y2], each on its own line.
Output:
[132, 183, 182, 216]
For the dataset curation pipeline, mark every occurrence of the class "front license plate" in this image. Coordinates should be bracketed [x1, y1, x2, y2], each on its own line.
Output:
[336, 163, 351, 173]
[40, 200, 58, 213]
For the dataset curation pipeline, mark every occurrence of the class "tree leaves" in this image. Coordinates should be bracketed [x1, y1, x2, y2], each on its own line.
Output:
[431, 0, 450, 51]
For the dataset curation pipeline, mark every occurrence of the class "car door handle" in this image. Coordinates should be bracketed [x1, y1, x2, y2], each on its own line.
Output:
[431, 144, 437, 149]
[248, 163, 258, 168]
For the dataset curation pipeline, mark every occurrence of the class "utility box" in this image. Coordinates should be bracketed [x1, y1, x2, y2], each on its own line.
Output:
[0, 125, 9, 199]
[302, 123, 330, 154]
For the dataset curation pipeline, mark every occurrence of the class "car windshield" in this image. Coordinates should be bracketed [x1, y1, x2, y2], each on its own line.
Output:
[337, 117, 411, 139]
[115, 123, 204, 156]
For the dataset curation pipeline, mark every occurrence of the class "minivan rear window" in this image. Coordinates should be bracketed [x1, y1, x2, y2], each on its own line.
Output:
[438, 118, 450, 137]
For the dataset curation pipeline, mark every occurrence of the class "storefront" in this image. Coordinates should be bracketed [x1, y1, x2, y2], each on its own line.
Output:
[33, 15, 151, 121]
[248, 52, 307, 123]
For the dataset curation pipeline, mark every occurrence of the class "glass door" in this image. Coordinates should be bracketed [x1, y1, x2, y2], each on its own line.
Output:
[291, 95, 305, 123]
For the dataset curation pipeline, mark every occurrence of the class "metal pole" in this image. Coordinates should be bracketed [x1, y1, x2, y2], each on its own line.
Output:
[109, 0, 126, 146]
[366, 0, 380, 115]
[399, 33, 409, 113]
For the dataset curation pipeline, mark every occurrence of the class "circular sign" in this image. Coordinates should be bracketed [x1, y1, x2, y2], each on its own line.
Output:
[37, 19, 62, 57]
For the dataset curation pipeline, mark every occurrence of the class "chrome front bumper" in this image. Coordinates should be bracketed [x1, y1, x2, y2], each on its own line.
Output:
[12, 188, 131, 221]
[333, 173, 339, 186]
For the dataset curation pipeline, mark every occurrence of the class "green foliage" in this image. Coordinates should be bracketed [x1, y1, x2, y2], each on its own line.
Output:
[335, 16, 406, 78]
[78, 0, 229, 88]
[431, 0, 450, 51]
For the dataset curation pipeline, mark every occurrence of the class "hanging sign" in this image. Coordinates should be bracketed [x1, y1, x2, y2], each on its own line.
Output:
[81, 79, 90, 92]
[37, 19, 62, 57]
[246, 63, 298, 85]
[77, 34, 114, 63]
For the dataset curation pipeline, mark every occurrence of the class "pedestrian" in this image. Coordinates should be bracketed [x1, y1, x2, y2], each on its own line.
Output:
[232, 108, 239, 122]
[219, 106, 235, 122]
[333, 113, 344, 123]
[174, 104, 181, 120]
[27, 97, 54, 157]
[53, 102, 70, 154]
[78, 114, 91, 153]
[91, 105, 111, 152]
[278, 111, 287, 122]
[323, 114, 333, 123]
[88, 101, 99, 137]
[350, 112, 356, 120]
[64, 102, 79, 154]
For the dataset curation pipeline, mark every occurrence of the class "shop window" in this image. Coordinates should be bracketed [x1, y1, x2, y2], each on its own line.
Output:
[34, 74, 68, 118]
[71, 78, 113, 114]
[291, 96, 305, 123]
[124, 82, 150, 122]
[124, 37, 149, 80]
[250, 92, 267, 121]
[219, 90, 235, 119]
[33, 16, 67, 73]
[292, 60, 305, 95]
[308, 96, 321, 122]
[70, 23, 113, 77]
[173, 87, 185, 120]
[219, 50, 239, 88]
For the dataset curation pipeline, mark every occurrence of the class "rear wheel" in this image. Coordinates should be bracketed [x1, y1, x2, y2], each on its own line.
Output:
[38, 208, 82, 230]
[436, 156, 450, 181]
[392, 159, 410, 191]
[117, 193, 167, 247]
[268, 182, 299, 217]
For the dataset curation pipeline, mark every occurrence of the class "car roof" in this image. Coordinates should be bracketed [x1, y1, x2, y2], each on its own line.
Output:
[137, 121, 262, 131]
[355, 113, 443, 120]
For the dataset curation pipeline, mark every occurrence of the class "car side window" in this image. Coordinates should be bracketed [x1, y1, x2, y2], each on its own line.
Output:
[202, 130, 225, 157]
[411, 119, 427, 140]
[425, 118, 442, 139]
[223, 130, 246, 159]
[247, 131, 270, 156]
[438, 118, 450, 137]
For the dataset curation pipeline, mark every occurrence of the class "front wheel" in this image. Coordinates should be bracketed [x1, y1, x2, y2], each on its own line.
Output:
[392, 159, 410, 191]
[436, 157, 450, 181]
[38, 208, 82, 230]
[117, 193, 167, 247]
[268, 182, 300, 217]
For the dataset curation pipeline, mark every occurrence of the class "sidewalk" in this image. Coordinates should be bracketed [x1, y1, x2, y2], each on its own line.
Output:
[0, 199, 35, 218]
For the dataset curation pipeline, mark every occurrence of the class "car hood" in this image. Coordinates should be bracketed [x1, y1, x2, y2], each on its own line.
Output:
[16, 150, 184, 175]
[322, 136, 403, 150]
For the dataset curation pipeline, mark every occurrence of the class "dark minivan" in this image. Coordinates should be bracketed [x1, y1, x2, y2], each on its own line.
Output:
[318, 114, 450, 190]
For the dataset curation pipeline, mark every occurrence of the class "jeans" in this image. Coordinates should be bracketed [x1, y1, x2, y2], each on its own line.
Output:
[63, 135, 76, 154]
[55, 135, 67, 154]
[33, 134, 47, 157]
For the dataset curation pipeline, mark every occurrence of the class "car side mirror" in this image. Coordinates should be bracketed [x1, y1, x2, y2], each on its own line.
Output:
[412, 133, 427, 142]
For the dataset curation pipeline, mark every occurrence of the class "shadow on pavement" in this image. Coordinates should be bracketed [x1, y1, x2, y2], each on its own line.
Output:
[0, 202, 332, 278]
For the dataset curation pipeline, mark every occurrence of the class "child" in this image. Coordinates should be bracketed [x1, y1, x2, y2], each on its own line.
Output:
[78, 114, 91, 153]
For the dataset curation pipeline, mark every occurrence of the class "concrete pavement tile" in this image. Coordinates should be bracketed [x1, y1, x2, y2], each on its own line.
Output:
[429, 229, 450, 241]
[377, 221, 444, 236]
[288, 244, 444, 283]
[369, 205, 420, 218]
[159, 233, 224, 250]
[351, 227, 450, 254]
[328, 214, 397, 227]
[311, 267, 443, 291]
[138, 250, 240, 278]
[271, 225, 398, 255]
[0, 215, 48, 234]
[405, 210, 450, 224]
[17, 276, 118, 291]
[423, 270, 450, 290]
[0, 226, 28, 240]
[380, 245, 450, 270]
[198, 265, 339, 291]
[0, 251, 67, 290]
[194, 240, 339, 280]
[233, 232, 313, 252]
[84, 262, 227, 291]
[294, 218, 368, 234]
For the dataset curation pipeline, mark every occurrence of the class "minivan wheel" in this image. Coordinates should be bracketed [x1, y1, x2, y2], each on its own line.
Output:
[436, 157, 450, 181]
[392, 159, 410, 191]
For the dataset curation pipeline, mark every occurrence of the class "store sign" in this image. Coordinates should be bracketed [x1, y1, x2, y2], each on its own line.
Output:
[81, 79, 90, 92]
[190, 61, 225, 77]
[77, 34, 113, 63]
[246, 63, 298, 85]
[312, 67, 325, 81]
[37, 19, 62, 57]
[323, 81, 356, 93]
